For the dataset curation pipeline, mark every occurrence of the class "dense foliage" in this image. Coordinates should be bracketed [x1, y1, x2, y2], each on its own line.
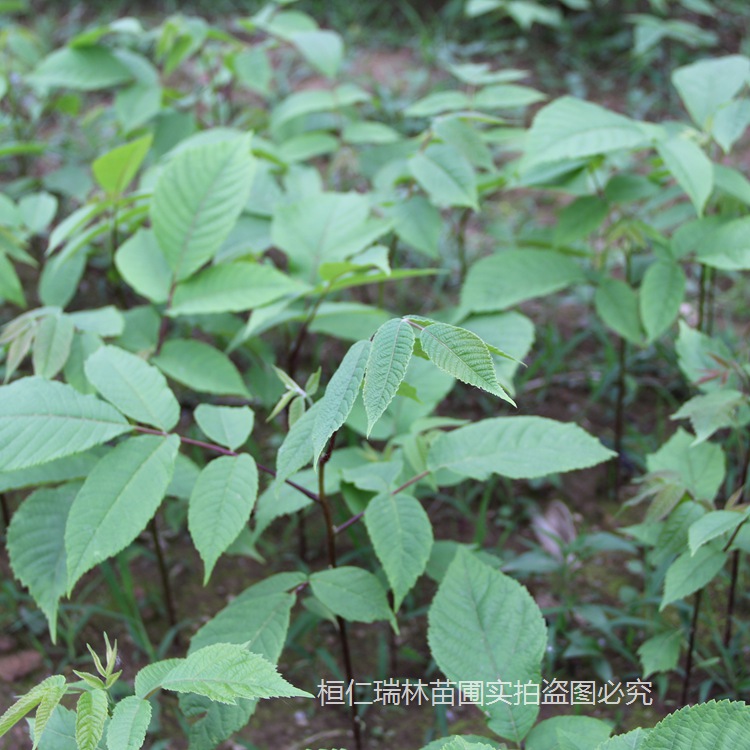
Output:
[1, 0, 749, 748]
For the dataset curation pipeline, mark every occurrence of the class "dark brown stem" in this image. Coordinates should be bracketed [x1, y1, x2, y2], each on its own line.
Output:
[287, 293, 327, 378]
[155, 283, 177, 356]
[697, 265, 709, 333]
[0, 494, 10, 529]
[723, 550, 739, 649]
[456, 208, 471, 282]
[133, 425, 319, 504]
[681, 588, 703, 706]
[613, 335, 627, 501]
[149, 515, 179, 637]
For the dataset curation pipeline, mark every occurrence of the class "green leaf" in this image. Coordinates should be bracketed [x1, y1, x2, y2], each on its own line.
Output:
[640, 700, 750, 750]
[594, 278, 644, 345]
[555, 195, 609, 245]
[32, 311, 75, 379]
[8, 485, 77, 642]
[639, 260, 686, 342]
[152, 339, 249, 397]
[32, 680, 67, 750]
[31, 45, 133, 90]
[69, 307, 124, 337]
[391, 195, 442, 259]
[363, 318, 415, 437]
[0, 675, 66, 739]
[419, 322, 514, 403]
[275, 400, 321, 486]
[0, 378, 130, 471]
[19, 192, 58, 234]
[522, 97, 650, 171]
[661, 542, 727, 610]
[526, 716, 612, 750]
[194, 404, 254, 451]
[675, 322, 736, 393]
[647, 428, 725, 502]
[312, 340, 370, 465]
[711, 99, 750, 153]
[695, 217, 750, 271]
[656, 136, 713, 217]
[309, 566, 396, 628]
[160, 643, 311, 702]
[672, 390, 746, 445]
[66, 435, 179, 593]
[85, 345, 179, 431]
[106, 696, 151, 750]
[92, 135, 152, 196]
[688, 510, 747, 555]
[672, 55, 750, 130]
[460, 249, 584, 313]
[114, 229, 171, 304]
[637, 630, 682, 679]
[151, 135, 255, 281]
[189, 454, 259, 583]
[289, 29, 343, 78]
[0, 251, 26, 307]
[170, 262, 306, 315]
[269, 83, 370, 132]
[134, 659, 183, 699]
[428, 548, 547, 743]
[271, 193, 390, 279]
[428, 416, 615, 480]
[405, 90, 471, 117]
[365, 492, 433, 610]
[75, 689, 108, 750]
[409, 144, 478, 210]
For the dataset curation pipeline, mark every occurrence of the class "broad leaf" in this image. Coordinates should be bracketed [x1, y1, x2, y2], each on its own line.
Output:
[194, 404, 254, 451]
[32, 311, 75, 379]
[594, 278, 643, 345]
[391, 195, 442, 258]
[522, 97, 650, 170]
[85, 345, 179, 431]
[92, 134, 152, 196]
[106, 696, 151, 750]
[0, 675, 66, 740]
[75, 689, 108, 750]
[526, 716, 612, 750]
[656, 136, 713, 216]
[32, 45, 133, 90]
[309, 566, 396, 628]
[460, 250, 584, 314]
[153, 339, 249, 397]
[688, 510, 747, 555]
[428, 416, 615, 480]
[661, 542, 727, 609]
[312, 340, 370, 465]
[114, 230, 171, 304]
[672, 390, 746, 445]
[275, 401, 321, 487]
[188, 454, 259, 583]
[638, 631, 682, 678]
[151, 135, 255, 281]
[170, 261, 305, 315]
[419, 322, 514, 403]
[428, 549, 547, 743]
[160, 643, 311, 702]
[0, 378, 129, 471]
[409, 144, 478, 210]
[363, 318, 415, 436]
[365, 492, 433, 610]
[66, 435, 179, 592]
[290, 29, 343, 78]
[639, 260, 686, 342]
[8, 485, 77, 642]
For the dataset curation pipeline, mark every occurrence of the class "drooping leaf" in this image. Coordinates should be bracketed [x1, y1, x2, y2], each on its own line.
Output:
[188, 454, 259, 583]
[363, 318, 415, 436]
[639, 260, 686, 342]
[194, 404, 254, 451]
[92, 134, 152, 196]
[0, 675, 66, 740]
[75, 689, 108, 750]
[151, 135, 255, 281]
[105, 696, 151, 750]
[85, 345, 179, 431]
[460, 249, 584, 314]
[656, 136, 713, 216]
[312, 340, 370, 465]
[365, 492, 433, 610]
[418, 322, 514, 404]
[391, 195, 442, 258]
[66, 435, 179, 592]
[19, 192, 58, 234]
[274, 400, 321, 488]
[152, 339, 249, 397]
[170, 262, 306, 315]
[428, 549, 547, 743]
[672, 390, 746, 445]
[114, 229, 171, 304]
[160, 643, 311, 702]
[289, 29, 343, 78]
[428, 416, 615, 480]
[8, 485, 77, 642]
[31, 45, 133, 90]
[409, 144, 478, 210]
[309, 566, 396, 628]
[0, 378, 130, 471]
[638, 630, 682, 679]
[688, 510, 747, 555]
[32, 311, 75, 379]
[661, 542, 727, 610]
[32, 680, 67, 750]
[594, 278, 644, 345]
